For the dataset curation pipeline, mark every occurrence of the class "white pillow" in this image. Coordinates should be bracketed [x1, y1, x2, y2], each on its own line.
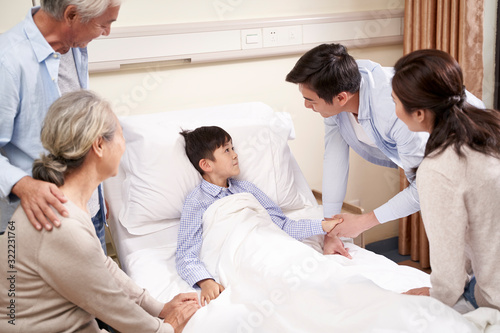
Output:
[118, 102, 308, 235]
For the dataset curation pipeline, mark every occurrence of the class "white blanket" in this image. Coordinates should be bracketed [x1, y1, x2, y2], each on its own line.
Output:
[181, 193, 481, 332]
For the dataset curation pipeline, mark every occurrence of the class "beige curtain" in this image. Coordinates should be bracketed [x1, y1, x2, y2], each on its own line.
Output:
[399, 0, 484, 268]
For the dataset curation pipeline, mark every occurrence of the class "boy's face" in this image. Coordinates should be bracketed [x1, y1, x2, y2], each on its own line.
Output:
[209, 140, 240, 180]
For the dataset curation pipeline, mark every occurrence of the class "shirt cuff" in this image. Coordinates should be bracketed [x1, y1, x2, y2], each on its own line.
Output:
[311, 219, 326, 236]
[373, 205, 394, 224]
[0, 168, 28, 201]
[185, 268, 215, 288]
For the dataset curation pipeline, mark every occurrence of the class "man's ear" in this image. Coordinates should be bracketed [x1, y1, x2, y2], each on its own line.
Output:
[199, 159, 212, 173]
[335, 92, 349, 107]
[92, 136, 104, 158]
[63, 5, 79, 25]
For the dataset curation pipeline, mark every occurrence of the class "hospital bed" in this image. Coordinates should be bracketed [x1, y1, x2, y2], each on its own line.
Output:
[103, 102, 496, 332]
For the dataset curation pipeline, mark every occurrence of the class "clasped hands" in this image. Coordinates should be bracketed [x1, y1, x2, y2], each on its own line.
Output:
[322, 211, 380, 259]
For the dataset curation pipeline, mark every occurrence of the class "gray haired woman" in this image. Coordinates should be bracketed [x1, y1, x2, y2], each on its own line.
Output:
[0, 90, 199, 332]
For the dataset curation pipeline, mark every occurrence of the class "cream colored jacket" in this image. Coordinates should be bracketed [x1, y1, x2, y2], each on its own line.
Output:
[0, 200, 174, 332]
[418, 145, 500, 310]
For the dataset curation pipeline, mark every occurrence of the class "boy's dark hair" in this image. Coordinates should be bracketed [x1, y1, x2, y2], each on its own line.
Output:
[286, 43, 361, 104]
[180, 126, 232, 175]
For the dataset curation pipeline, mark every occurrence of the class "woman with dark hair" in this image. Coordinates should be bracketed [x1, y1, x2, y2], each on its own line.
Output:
[392, 49, 500, 312]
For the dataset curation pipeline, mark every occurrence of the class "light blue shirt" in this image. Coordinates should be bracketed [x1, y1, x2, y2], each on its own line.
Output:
[0, 8, 89, 232]
[322, 59, 484, 223]
[176, 178, 324, 287]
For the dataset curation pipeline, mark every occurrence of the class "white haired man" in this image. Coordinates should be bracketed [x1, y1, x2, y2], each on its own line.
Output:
[0, 0, 120, 252]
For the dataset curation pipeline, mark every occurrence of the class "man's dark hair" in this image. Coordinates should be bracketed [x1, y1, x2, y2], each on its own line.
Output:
[286, 43, 361, 104]
[180, 126, 232, 175]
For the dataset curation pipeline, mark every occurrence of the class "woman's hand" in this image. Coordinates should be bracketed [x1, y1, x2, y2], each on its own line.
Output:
[403, 287, 430, 296]
[198, 279, 225, 306]
[160, 292, 200, 333]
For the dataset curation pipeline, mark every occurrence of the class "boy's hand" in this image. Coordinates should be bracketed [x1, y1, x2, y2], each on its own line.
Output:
[198, 279, 225, 306]
[321, 216, 343, 233]
[323, 233, 352, 259]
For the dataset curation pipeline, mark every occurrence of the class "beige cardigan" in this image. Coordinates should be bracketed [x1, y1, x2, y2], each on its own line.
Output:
[417, 145, 500, 310]
[0, 200, 174, 332]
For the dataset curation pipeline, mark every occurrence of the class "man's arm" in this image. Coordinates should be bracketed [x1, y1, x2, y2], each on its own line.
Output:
[333, 117, 425, 238]
[0, 60, 67, 231]
[322, 117, 350, 217]
[372, 119, 426, 223]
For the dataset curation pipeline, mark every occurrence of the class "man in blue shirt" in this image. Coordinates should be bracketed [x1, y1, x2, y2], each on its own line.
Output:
[285, 43, 483, 253]
[0, 0, 120, 252]
[176, 126, 344, 306]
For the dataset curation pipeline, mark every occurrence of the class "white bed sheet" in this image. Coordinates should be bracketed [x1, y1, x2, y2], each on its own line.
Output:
[184, 193, 481, 332]
[102, 103, 500, 331]
[107, 192, 500, 332]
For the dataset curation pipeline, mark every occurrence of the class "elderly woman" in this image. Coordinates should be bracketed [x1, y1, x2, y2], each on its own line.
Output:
[0, 91, 200, 332]
[391, 49, 500, 311]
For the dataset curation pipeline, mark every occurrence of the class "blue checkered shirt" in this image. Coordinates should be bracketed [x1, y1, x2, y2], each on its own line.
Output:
[176, 178, 324, 287]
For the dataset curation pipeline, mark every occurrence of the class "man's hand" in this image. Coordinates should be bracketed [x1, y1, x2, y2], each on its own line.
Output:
[160, 292, 200, 333]
[198, 279, 225, 306]
[323, 233, 352, 259]
[403, 287, 430, 296]
[331, 211, 380, 238]
[11, 176, 68, 231]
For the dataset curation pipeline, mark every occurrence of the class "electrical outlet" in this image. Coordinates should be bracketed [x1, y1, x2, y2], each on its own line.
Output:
[263, 28, 279, 47]
[263, 26, 302, 47]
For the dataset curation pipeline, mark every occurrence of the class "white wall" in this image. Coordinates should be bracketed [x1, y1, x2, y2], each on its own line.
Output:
[0, 1, 32, 33]
[114, 0, 405, 26]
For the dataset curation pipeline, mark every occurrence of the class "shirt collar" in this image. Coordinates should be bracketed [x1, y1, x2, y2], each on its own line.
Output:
[24, 7, 58, 64]
[200, 178, 236, 197]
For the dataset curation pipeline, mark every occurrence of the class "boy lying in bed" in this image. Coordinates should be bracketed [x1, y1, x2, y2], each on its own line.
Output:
[175, 126, 348, 306]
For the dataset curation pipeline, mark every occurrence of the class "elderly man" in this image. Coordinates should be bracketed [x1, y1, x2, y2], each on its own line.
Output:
[0, 0, 119, 252]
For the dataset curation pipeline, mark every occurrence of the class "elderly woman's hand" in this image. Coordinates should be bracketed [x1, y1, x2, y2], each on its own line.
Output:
[403, 287, 430, 296]
[160, 292, 200, 332]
